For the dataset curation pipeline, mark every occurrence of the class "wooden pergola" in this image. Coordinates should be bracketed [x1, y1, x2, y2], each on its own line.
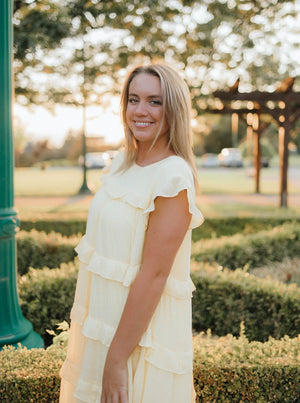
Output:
[212, 77, 300, 207]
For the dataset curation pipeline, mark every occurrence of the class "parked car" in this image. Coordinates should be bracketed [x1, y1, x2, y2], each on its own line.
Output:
[261, 157, 270, 168]
[218, 148, 243, 167]
[201, 153, 220, 168]
[249, 157, 270, 168]
[79, 152, 111, 169]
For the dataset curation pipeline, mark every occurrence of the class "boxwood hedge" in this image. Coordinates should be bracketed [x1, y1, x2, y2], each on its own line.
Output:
[16, 230, 79, 275]
[1, 331, 299, 402]
[192, 222, 300, 270]
[191, 263, 300, 341]
[20, 217, 300, 241]
[18, 262, 78, 346]
[18, 260, 300, 345]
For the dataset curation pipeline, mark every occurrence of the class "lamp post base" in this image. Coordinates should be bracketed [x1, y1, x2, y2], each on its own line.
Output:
[78, 183, 93, 195]
[0, 325, 44, 350]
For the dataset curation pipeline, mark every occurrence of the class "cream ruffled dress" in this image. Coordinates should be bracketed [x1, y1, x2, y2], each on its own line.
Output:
[59, 152, 204, 403]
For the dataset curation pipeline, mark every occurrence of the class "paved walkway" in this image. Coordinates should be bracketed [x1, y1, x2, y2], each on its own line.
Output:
[197, 193, 300, 207]
[15, 192, 300, 212]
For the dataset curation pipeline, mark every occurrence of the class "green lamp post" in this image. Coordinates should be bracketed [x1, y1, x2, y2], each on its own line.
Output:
[0, 0, 43, 349]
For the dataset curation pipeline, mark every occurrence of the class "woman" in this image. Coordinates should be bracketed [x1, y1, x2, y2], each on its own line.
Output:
[59, 63, 204, 403]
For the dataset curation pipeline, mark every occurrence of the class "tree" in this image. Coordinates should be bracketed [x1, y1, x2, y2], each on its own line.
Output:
[13, 0, 71, 105]
[14, 0, 299, 110]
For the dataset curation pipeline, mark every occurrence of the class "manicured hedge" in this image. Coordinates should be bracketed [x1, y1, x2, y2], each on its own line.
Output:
[19, 262, 78, 346]
[192, 216, 300, 242]
[19, 260, 300, 345]
[17, 221, 299, 276]
[0, 345, 65, 403]
[17, 230, 79, 275]
[191, 263, 300, 341]
[20, 220, 86, 238]
[192, 222, 300, 270]
[193, 330, 300, 402]
[20, 217, 300, 240]
[1, 332, 299, 402]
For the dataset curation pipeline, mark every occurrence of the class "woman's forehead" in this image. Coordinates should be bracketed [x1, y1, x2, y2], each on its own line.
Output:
[129, 73, 162, 96]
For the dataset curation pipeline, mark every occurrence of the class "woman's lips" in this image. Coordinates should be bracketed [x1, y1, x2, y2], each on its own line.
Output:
[134, 121, 154, 128]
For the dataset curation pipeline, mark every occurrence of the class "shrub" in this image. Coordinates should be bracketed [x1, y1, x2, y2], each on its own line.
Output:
[192, 217, 300, 242]
[18, 262, 78, 346]
[0, 345, 65, 403]
[20, 217, 300, 240]
[17, 230, 79, 275]
[191, 263, 300, 341]
[193, 329, 300, 402]
[250, 257, 300, 286]
[1, 331, 299, 402]
[18, 259, 300, 346]
[20, 220, 86, 237]
[192, 222, 300, 270]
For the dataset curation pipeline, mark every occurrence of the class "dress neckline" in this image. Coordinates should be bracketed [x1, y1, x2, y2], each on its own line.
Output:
[134, 155, 181, 168]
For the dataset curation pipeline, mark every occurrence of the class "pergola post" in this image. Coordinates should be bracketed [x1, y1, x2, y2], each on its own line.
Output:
[231, 113, 239, 148]
[278, 125, 290, 208]
[252, 114, 261, 194]
[0, 0, 43, 349]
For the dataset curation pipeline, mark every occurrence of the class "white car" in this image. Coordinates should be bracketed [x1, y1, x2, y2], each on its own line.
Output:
[79, 152, 111, 169]
[218, 148, 243, 167]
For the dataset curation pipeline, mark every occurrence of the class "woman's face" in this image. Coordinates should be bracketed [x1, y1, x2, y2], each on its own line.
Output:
[126, 72, 169, 146]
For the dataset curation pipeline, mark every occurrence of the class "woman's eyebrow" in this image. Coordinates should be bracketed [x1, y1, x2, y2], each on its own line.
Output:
[128, 92, 162, 98]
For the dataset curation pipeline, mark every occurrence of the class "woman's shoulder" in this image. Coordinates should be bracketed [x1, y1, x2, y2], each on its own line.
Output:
[156, 155, 194, 180]
[109, 150, 125, 171]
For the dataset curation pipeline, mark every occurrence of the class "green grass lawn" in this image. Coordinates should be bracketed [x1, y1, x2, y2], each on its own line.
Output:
[15, 165, 300, 197]
[198, 200, 300, 219]
[14, 168, 104, 197]
[14, 156, 300, 220]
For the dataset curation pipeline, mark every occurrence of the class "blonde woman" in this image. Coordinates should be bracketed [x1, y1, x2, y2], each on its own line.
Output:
[59, 64, 204, 403]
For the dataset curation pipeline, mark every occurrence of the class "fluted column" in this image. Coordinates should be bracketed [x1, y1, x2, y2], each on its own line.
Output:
[0, 0, 43, 349]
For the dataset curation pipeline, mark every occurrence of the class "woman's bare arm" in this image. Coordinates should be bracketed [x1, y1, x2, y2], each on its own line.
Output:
[101, 190, 191, 403]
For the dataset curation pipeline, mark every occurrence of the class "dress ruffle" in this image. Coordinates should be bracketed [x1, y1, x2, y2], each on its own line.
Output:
[101, 173, 204, 230]
[75, 237, 196, 301]
[70, 313, 152, 350]
[101, 178, 149, 210]
[74, 236, 94, 264]
[145, 343, 193, 374]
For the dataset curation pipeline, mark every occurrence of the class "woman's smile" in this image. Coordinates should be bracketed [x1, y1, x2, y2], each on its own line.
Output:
[134, 120, 154, 128]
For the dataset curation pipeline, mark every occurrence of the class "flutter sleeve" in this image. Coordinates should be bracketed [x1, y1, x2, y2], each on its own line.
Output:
[144, 157, 204, 229]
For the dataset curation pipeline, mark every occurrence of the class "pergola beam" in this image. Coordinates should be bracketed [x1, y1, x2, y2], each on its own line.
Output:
[212, 78, 300, 207]
[213, 91, 300, 102]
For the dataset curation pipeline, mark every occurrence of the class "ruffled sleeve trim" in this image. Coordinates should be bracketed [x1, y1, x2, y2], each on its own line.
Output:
[144, 174, 204, 230]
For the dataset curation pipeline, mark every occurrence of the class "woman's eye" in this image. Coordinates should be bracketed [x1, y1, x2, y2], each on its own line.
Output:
[128, 98, 138, 104]
[150, 99, 162, 106]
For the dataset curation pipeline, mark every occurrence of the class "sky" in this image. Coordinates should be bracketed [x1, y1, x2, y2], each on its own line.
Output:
[14, 102, 125, 147]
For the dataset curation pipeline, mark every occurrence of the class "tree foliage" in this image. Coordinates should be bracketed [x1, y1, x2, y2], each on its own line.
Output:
[13, 0, 299, 111]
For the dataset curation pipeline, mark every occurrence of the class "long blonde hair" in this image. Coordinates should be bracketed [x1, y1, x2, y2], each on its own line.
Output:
[119, 63, 199, 186]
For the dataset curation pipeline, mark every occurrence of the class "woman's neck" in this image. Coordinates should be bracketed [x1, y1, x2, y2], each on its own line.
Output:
[136, 141, 175, 167]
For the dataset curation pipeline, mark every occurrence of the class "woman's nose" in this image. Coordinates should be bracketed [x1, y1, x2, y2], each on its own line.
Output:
[135, 101, 147, 115]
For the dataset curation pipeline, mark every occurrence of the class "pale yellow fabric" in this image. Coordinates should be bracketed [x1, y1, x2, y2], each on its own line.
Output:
[59, 152, 204, 403]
